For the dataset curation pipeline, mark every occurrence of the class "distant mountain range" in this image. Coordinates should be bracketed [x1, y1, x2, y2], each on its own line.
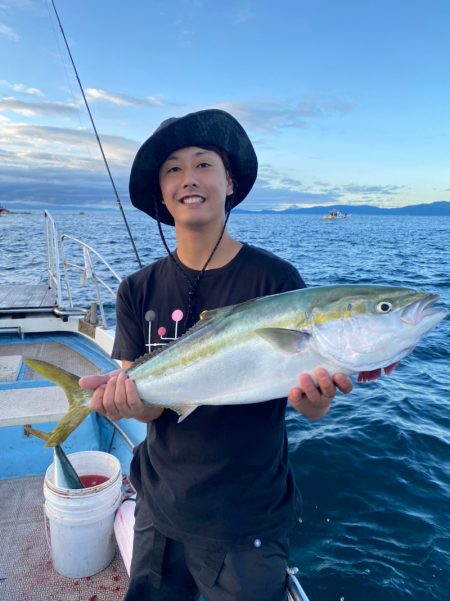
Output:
[235, 201, 450, 216]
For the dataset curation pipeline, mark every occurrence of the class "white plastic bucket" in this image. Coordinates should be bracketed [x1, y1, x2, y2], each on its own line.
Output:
[44, 451, 122, 578]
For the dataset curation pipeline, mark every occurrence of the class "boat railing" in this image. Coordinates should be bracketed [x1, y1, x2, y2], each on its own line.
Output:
[287, 567, 311, 601]
[45, 211, 63, 308]
[44, 211, 122, 329]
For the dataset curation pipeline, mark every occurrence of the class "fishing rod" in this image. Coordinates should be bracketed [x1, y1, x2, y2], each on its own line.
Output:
[50, 0, 143, 269]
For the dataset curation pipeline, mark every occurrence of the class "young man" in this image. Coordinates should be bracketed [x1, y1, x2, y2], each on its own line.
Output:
[81, 109, 352, 601]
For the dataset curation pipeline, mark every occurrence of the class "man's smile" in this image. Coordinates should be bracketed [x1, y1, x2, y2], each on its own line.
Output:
[179, 195, 206, 205]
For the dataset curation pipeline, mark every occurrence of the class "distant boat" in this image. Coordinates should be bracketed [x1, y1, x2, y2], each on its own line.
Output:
[323, 209, 350, 220]
[0, 205, 31, 215]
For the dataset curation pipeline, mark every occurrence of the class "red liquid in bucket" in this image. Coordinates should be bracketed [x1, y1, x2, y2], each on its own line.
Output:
[79, 474, 109, 488]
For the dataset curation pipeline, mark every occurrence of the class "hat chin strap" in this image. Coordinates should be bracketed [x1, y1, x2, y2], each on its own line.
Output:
[154, 196, 233, 329]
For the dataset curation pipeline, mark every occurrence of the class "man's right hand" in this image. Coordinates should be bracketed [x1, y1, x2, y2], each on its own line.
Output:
[79, 369, 164, 423]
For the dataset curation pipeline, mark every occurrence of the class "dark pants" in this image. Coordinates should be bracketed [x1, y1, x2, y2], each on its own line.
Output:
[123, 518, 289, 601]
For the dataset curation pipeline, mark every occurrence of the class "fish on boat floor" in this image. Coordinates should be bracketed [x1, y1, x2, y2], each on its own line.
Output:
[0, 475, 128, 601]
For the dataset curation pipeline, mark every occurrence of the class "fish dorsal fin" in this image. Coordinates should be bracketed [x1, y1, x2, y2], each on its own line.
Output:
[129, 348, 163, 370]
[199, 304, 236, 322]
[255, 328, 311, 355]
[200, 296, 261, 322]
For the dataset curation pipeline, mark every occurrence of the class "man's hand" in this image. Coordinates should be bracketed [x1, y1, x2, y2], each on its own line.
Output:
[288, 368, 353, 420]
[79, 370, 163, 423]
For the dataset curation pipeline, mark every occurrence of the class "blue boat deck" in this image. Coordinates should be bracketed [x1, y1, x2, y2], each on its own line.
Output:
[0, 330, 141, 480]
[0, 332, 117, 436]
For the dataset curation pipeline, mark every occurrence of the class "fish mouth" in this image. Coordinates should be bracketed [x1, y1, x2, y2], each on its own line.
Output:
[400, 293, 446, 326]
[357, 361, 402, 383]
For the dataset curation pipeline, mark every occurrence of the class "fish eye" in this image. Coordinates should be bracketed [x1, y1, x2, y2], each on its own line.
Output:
[376, 301, 393, 313]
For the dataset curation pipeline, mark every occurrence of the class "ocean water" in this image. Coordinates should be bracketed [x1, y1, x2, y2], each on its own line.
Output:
[1, 210, 449, 601]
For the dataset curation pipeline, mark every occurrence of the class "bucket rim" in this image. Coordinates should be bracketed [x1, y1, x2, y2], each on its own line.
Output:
[45, 450, 122, 495]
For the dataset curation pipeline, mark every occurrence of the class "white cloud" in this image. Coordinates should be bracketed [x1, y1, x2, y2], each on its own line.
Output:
[1, 80, 45, 97]
[0, 122, 138, 167]
[246, 163, 405, 210]
[11, 82, 45, 97]
[86, 88, 163, 108]
[0, 96, 78, 117]
[0, 22, 18, 41]
[210, 96, 354, 134]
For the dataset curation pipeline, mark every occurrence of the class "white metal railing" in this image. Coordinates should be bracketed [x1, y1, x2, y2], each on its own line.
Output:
[45, 210, 63, 307]
[286, 567, 311, 601]
[44, 211, 122, 328]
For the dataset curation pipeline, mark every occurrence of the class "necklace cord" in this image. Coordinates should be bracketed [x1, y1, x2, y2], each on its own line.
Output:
[154, 198, 232, 328]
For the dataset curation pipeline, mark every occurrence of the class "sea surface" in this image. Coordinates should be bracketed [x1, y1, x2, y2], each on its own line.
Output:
[1, 210, 449, 601]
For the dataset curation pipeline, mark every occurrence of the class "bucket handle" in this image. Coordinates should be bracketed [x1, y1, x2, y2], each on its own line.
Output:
[43, 504, 52, 551]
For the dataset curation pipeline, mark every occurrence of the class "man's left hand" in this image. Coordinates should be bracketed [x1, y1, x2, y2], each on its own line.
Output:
[288, 368, 353, 420]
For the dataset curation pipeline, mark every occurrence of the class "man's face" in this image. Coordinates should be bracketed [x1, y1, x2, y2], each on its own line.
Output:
[158, 146, 233, 229]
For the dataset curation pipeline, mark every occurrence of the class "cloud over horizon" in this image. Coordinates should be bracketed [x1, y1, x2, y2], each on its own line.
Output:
[211, 96, 355, 134]
[0, 79, 441, 212]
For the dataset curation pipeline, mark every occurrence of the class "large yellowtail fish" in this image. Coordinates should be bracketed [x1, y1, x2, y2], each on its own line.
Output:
[25, 285, 446, 447]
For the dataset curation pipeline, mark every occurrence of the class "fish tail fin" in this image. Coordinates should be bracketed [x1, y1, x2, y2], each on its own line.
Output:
[24, 358, 92, 447]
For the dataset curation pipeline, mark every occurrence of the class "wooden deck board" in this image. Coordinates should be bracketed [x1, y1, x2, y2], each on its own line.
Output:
[0, 284, 56, 311]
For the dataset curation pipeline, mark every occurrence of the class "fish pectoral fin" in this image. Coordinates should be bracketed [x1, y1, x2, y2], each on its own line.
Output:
[255, 328, 311, 355]
[174, 405, 198, 423]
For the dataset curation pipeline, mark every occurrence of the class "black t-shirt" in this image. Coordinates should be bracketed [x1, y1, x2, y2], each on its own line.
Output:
[112, 243, 306, 549]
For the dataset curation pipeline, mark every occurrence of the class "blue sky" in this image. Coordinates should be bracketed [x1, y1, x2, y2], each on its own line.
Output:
[1, 0, 449, 211]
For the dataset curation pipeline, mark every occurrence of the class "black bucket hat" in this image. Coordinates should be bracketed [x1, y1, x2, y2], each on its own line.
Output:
[129, 109, 258, 226]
